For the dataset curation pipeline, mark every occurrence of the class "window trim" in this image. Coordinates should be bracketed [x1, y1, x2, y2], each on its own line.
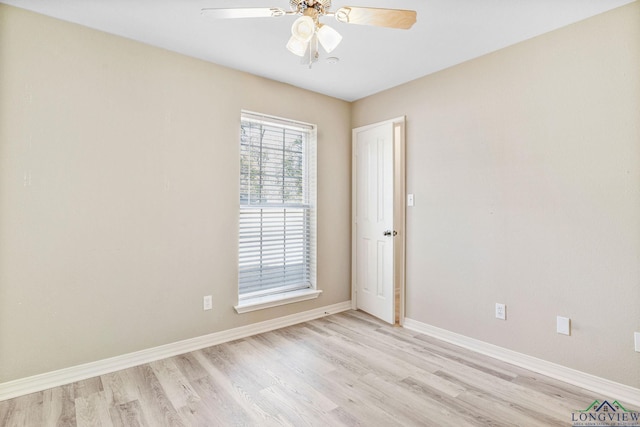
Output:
[236, 110, 318, 313]
[234, 288, 322, 314]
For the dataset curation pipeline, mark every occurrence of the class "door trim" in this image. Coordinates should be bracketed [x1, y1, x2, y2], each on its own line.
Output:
[351, 116, 406, 325]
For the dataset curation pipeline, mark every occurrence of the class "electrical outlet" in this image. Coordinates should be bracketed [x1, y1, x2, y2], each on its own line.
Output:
[495, 303, 506, 320]
[635, 332, 640, 352]
[203, 295, 212, 311]
[557, 316, 571, 335]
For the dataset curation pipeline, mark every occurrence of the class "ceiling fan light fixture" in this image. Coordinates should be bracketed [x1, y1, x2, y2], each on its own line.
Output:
[201, 3, 418, 66]
[291, 15, 316, 42]
[286, 35, 309, 56]
[317, 24, 342, 53]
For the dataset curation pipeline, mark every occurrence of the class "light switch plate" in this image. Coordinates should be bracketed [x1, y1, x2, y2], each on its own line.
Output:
[635, 332, 640, 352]
[557, 316, 571, 335]
[407, 194, 414, 207]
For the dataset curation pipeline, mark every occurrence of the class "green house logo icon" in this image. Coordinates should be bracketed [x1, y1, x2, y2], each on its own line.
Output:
[578, 400, 632, 413]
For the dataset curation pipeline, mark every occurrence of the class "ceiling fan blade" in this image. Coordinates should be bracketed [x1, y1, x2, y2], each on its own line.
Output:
[334, 7, 417, 29]
[201, 8, 287, 19]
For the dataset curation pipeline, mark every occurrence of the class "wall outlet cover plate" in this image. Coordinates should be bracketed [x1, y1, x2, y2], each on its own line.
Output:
[203, 295, 213, 311]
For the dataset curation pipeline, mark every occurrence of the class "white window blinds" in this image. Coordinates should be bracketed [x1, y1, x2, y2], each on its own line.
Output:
[239, 111, 316, 298]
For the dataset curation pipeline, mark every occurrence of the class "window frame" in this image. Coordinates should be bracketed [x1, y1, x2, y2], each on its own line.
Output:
[235, 110, 320, 313]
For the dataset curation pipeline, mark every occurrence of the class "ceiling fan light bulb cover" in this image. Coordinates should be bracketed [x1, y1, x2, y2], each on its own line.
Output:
[317, 24, 342, 53]
[286, 35, 309, 57]
[291, 16, 316, 42]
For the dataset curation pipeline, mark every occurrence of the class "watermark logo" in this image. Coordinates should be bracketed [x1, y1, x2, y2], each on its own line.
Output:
[571, 400, 639, 427]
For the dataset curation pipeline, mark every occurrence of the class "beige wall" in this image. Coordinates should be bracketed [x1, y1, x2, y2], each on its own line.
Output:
[0, 5, 352, 382]
[353, 2, 640, 388]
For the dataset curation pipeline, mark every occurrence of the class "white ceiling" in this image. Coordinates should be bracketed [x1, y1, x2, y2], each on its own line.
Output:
[1, 0, 634, 101]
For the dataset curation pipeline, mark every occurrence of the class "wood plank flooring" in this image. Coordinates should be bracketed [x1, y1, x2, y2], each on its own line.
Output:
[0, 310, 624, 426]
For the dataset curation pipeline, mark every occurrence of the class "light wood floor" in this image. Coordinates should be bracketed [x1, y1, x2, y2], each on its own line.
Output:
[0, 310, 614, 426]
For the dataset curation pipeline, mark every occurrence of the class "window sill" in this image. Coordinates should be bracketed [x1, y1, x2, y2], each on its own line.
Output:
[234, 288, 322, 314]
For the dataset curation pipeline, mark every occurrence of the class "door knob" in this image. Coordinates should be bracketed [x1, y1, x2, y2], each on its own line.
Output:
[383, 230, 398, 236]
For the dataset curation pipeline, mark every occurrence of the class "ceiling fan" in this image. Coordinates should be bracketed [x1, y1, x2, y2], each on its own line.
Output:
[201, 0, 417, 67]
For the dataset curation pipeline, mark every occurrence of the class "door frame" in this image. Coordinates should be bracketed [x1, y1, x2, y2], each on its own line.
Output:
[351, 116, 407, 325]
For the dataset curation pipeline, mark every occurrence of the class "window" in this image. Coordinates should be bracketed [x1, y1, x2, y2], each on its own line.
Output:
[236, 111, 319, 313]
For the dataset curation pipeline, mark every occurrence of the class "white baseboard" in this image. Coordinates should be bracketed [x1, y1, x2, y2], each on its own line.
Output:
[0, 300, 352, 402]
[403, 318, 640, 407]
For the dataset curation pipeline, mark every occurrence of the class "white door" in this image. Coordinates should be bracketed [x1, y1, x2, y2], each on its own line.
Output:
[353, 121, 395, 324]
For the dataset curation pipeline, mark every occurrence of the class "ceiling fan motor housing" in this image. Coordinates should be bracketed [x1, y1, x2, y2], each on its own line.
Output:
[290, 0, 332, 14]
